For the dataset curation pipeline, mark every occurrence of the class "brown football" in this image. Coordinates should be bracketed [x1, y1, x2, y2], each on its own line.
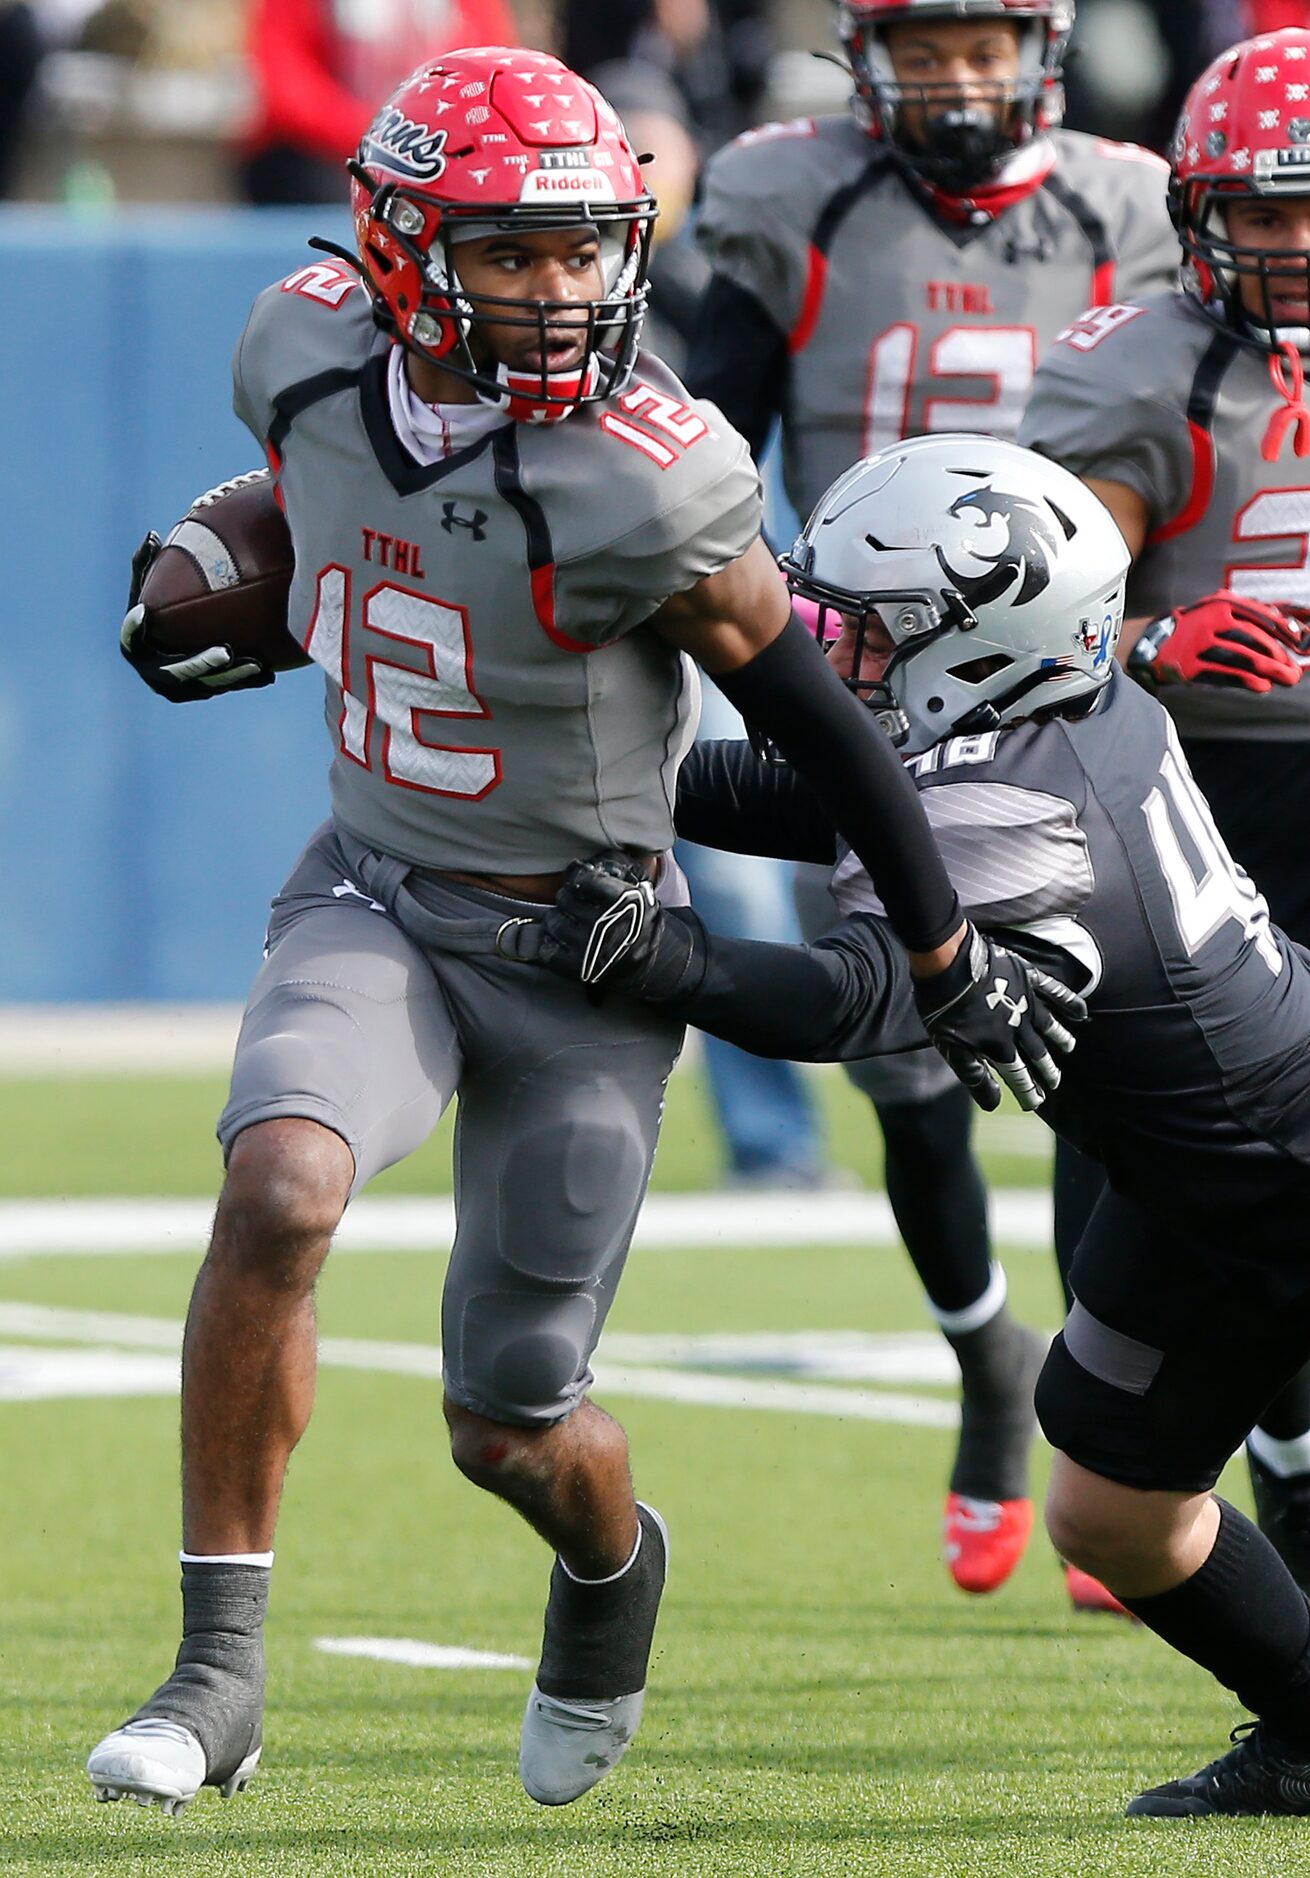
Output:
[137, 469, 309, 672]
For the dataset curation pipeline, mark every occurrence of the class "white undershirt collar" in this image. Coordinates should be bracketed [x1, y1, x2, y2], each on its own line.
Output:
[386, 347, 508, 466]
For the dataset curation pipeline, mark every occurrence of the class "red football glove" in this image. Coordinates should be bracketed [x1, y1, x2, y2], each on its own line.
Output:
[1128, 591, 1310, 693]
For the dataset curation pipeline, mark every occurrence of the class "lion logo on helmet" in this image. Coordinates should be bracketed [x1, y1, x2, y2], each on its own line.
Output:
[938, 484, 1070, 608]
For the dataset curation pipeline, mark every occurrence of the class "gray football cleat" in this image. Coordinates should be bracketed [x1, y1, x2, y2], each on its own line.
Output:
[87, 1717, 259, 1817]
[520, 1502, 669, 1806]
[87, 1560, 267, 1817]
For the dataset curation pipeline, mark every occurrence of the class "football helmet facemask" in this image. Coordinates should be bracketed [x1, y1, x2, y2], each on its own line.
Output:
[835, 0, 1072, 191]
[780, 433, 1128, 756]
[342, 47, 657, 422]
[1171, 27, 1310, 356]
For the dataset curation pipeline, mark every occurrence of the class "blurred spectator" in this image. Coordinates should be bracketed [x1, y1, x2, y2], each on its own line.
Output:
[1064, 0, 1310, 152]
[0, 4, 43, 196]
[1245, 2, 1310, 28]
[560, 0, 770, 154]
[238, 0, 519, 204]
[587, 58, 705, 367]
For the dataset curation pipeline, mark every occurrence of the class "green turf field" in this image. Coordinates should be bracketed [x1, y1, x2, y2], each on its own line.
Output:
[0, 1069, 1283, 1876]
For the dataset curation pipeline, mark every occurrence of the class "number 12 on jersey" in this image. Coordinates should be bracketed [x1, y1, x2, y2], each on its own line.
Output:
[863, 324, 1038, 450]
[306, 568, 502, 800]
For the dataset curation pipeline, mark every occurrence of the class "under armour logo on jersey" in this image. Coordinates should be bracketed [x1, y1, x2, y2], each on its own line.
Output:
[985, 981, 1028, 1028]
[442, 503, 488, 540]
[332, 879, 386, 912]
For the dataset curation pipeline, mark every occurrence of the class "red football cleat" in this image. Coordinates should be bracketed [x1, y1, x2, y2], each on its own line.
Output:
[1064, 1563, 1137, 1618]
[943, 1493, 1034, 1593]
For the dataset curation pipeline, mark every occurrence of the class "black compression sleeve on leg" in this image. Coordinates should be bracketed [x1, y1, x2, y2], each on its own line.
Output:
[1052, 1138, 1106, 1311]
[877, 1084, 991, 1315]
[1122, 1500, 1310, 1744]
[712, 618, 962, 954]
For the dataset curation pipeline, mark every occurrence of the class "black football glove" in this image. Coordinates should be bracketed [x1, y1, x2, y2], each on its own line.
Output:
[912, 923, 1087, 1114]
[120, 530, 275, 704]
[502, 851, 704, 1001]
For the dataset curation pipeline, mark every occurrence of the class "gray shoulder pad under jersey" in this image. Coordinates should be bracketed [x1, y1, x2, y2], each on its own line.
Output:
[829, 722, 1093, 929]
[541, 351, 764, 648]
[695, 115, 873, 342]
[1045, 129, 1177, 303]
[1018, 290, 1205, 530]
[233, 260, 379, 446]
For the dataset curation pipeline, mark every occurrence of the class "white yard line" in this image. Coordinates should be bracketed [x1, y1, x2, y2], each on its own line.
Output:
[315, 1638, 533, 1672]
[0, 1303, 967, 1425]
[0, 1188, 1053, 1258]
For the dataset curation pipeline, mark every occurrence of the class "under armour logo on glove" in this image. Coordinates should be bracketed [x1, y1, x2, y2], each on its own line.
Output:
[507, 851, 704, 1004]
[912, 923, 1086, 1114]
[985, 981, 1028, 1028]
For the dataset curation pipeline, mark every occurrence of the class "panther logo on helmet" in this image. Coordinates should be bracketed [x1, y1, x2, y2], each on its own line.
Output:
[940, 485, 1068, 607]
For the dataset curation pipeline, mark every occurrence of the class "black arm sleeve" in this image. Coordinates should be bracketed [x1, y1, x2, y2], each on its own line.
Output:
[712, 618, 963, 953]
[675, 740, 838, 863]
[661, 908, 927, 1059]
[682, 272, 787, 460]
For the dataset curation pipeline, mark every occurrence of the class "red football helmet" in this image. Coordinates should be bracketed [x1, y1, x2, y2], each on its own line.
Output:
[1171, 28, 1310, 354]
[836, 0, 1072, 189]
[346, 47, 657, 421]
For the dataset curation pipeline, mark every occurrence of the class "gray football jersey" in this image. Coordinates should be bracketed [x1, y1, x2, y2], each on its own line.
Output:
[1020, 288, 1310, 741]
[233, 265, 760, 872]
[696, 117, 1176, 520]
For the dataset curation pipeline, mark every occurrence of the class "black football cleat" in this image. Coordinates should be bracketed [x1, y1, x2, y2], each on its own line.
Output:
[1247, 1447, 1310, 1594]
[1127, 1721, 1310, 1818]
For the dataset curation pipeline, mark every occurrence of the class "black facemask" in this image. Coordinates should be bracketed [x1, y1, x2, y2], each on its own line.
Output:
[909, 103, 1012, 190]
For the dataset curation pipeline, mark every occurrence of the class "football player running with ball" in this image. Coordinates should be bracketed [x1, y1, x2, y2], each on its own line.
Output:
[1020, 26, 1310, 1598]
[684, 0, 1177, 1602]
[84, 49, 1072, 1818]
[527, 433, 1310, 1818]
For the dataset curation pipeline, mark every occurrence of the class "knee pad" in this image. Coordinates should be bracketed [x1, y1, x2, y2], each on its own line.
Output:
[496, 1111, 649, 1286]
[449, 1290, 598, 1425]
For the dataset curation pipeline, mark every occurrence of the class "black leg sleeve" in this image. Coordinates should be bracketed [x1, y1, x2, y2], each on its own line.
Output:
[1052, 1137, 1106, 1310]
[877, 1085, 992, 1313]
[1123, 1501, 1310, 1745]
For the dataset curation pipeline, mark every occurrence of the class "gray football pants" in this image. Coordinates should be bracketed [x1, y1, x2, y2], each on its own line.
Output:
[218, 822, 683, 1427]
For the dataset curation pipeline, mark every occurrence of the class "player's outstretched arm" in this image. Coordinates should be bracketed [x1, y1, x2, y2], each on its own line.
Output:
[119, 533, 274, 704]
[653, 550, 1084, 1108]
[513, 854, 1086, 1095]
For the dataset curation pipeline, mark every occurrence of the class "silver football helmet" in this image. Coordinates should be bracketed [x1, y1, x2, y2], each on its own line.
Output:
[781, 433, 1129, 756]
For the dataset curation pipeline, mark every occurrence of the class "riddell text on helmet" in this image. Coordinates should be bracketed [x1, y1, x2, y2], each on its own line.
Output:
[520, 170, 615, 199]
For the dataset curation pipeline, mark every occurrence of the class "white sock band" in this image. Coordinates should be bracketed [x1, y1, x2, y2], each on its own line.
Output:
[560, 1524, 643, 1586]
[929, 1260, 1007, 1336]
[1247, 1425, 1310, 1480]
[179, 1550, 274, 1568]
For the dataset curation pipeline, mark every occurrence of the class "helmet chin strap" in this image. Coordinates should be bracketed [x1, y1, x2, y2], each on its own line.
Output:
[483, 355, 601, 425]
